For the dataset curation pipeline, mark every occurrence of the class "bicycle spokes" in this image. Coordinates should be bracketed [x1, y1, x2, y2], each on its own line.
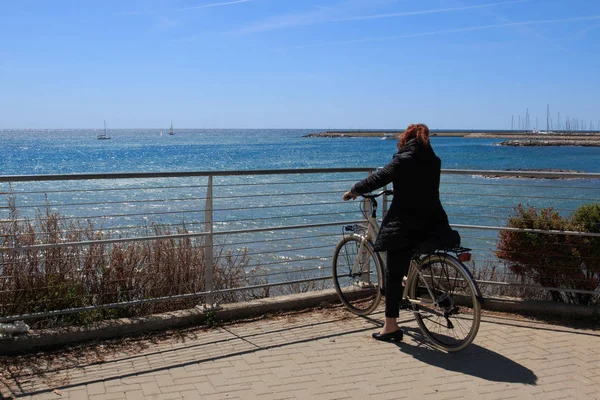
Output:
[408, 256, 480, 351]
[332, 236, 383, 316]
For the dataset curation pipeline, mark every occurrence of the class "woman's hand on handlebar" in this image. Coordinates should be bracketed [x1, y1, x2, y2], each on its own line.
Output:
[342, 190, 358, 201]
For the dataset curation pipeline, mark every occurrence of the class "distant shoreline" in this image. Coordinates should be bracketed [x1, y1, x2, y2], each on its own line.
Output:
[303, 130, 600, 146]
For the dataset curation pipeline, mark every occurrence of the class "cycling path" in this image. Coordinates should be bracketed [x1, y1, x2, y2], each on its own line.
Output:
[2, 306, 599, 399]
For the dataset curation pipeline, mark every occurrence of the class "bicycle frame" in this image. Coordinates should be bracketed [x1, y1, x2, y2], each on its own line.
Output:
[354, 192, 479, 310]
[405, 254, 453, 310]
[337, 190, 482, 351]
[347, 195, 384, 286]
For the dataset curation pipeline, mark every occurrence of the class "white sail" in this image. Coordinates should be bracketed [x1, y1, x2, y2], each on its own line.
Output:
[97, 120, 111, 140]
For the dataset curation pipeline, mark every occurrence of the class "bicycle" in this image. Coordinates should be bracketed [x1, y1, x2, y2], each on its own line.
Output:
[332, 190, 482, 352]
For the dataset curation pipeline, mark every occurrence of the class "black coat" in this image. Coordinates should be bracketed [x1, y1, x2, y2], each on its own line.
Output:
[351, 138, 454, 252]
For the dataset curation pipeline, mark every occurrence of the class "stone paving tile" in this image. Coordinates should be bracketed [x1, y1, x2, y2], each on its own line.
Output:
[1, 307, 599, 399]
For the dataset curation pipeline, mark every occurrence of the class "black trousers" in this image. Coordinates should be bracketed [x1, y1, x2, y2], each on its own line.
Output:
[384, 249, 413, 318]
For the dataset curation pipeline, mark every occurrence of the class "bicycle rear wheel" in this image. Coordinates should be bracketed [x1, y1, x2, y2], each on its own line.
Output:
[332, 236, 383, 316]
[407, 254, 481, 352]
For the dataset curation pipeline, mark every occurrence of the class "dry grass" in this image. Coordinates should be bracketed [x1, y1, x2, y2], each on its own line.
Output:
[0, 199, 255, 328]
[468, 259, 551, 301]
[0, 198, 334, 329]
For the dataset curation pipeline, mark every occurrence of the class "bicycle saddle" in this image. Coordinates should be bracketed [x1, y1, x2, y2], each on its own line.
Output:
[415, 229, 461, 254]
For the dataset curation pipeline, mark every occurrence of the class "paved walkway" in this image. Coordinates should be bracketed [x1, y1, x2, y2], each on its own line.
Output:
[1, 306, 599, 399]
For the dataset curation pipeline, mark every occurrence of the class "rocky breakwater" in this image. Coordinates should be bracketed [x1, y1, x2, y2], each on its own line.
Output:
[500, 138, 600, 147]
[477, 168, 584, 179]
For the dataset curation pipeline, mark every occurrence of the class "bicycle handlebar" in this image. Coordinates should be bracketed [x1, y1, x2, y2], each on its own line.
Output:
[353, 190, 393, 219]
[360, 190, 393, 199]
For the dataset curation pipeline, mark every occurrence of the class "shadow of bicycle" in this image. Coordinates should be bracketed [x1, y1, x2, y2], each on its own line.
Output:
[396, 326, 538, 385]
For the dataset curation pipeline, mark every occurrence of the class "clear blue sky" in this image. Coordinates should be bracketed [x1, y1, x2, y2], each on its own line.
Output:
[1, 0, 599, 129]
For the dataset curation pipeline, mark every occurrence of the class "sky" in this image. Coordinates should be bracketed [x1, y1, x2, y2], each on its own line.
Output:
[1, 0, 599, 130]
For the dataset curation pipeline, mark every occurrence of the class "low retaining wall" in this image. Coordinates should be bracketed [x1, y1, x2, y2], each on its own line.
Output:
[1, 290, 598, 355]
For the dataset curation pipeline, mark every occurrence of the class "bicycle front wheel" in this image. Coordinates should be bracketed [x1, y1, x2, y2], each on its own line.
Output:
[332, 235, 383, 316]
[407, 254, 481, 352]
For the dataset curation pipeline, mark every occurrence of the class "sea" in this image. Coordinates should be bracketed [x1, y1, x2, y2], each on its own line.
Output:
[1, 129, 599, 277]
[2, 128, 599, 174]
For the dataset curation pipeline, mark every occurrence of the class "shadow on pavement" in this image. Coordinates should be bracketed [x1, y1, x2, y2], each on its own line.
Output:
[397, 326, 538, 385]
[1, 318, 375, 398]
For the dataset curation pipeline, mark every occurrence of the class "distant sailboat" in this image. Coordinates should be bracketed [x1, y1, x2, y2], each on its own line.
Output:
[168, 121, 175, 135]
[97, 120, 112, 140]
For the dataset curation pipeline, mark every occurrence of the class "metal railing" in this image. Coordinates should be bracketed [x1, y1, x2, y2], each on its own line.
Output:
[1, 168, 599, 324]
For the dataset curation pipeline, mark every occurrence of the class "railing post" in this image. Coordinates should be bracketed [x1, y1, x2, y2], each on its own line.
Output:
[201, 175, 219, 312]
[360, 170, 374, 285]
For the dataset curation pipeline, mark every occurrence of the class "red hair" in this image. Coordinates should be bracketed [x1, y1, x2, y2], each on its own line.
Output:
[398, 123, 430, 150]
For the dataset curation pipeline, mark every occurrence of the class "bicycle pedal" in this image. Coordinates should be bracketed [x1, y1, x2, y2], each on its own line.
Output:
[398, 299, 412, 310]
[354, 282, 375, 289]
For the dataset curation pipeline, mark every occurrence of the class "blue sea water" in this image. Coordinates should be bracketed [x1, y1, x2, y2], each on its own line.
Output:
[1, 129, 599, 275]
[1, 128, 599, 175]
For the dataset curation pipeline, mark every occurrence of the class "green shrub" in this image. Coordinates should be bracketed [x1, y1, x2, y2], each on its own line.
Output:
[495, 203, 600, 305]
[571, 203, 600, 296]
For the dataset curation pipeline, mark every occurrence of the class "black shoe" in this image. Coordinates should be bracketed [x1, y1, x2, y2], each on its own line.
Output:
[372, 329, 403, 342]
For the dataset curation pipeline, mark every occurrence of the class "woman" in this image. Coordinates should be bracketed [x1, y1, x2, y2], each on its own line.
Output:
[342, 123, 456, 342]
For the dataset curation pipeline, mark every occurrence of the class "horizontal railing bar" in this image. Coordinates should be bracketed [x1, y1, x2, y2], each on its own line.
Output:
[1, 246, 295, 267]
[0, 184, 209, 196]
[2, 196, 209, 210]
[4, 253, 596, 272]
[0, 220, 363, 252]
[3, 208, 208, 224]
[244, 244, 333, 257]
[213, 211, 357, 225]
[474, 279, 600, 295]
[3, 221, 208, 237]
[212, 178, 359, 188]
[245, 257, 327, 268]
[217, 233, 338, 247]
[443, 181, 600, 190]
[445, 203, 578, 213]
[0, 179, 359, 197]
[2, 221, 599, 253]
[3, 168, 599, 183]
[203, 220, 359, 238]
[442, 169, 600, 179]
[2, 190, 344, 210]
[5, 178, 594, 198]
[213, 200, 342, 212]
[452, 224, 600, 237]
[249, 266, 327, 278]
[448, 214, 516, 220]
[212, 190, 337, 200]
[444, 203, 517, 210]
[2, 206, 580, 226]
[0, 232, 209, 251]
[442, 191, 599, 202]
[0, 281, 203, 295]
[0, 276, 332, 322]
[3, 266, 595, 296]
[0, 168, 375, 183]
